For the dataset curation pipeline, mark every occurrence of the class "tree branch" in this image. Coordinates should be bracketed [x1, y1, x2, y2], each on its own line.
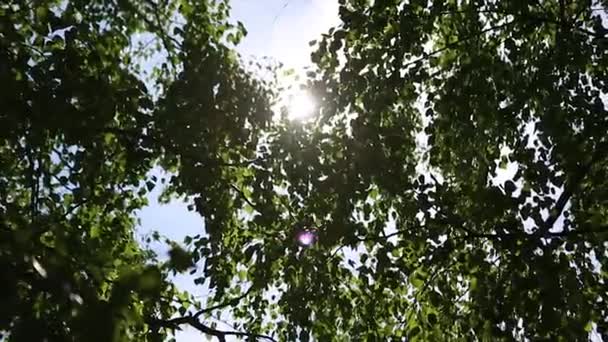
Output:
[230, 184, 264, 214]
[351, 222, 607, 245]
[519, 11, 606, 39]
[148, 315, 277, 342]
[103, 127, 263, 169]
[25, 143, 39, 219]
[539, 141, 608, 235]
[124, 0, 180, 69]
[51, 147, 78, 173]
[193, 287, 253, 319]
[402, 19, 516, 70]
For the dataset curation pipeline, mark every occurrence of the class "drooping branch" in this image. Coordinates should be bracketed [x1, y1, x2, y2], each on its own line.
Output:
[461, 227, 608, 241]
[348, 220, 607, 246]
[516, 10, 607, 39]
[193, 287, 253, 319]
[147, 287, 262, 341]
[147, 314, 277, 342]
[401, 19, 516, 70]
[103, 127, 264, 169]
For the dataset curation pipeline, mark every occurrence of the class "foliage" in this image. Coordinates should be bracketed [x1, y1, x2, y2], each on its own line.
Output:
[1, 0, 608, 341]
[268, 0, 608, 340]
[0, 0, 274, 340]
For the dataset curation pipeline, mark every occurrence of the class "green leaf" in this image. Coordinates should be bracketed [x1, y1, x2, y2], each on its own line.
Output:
[146, 180, 155, 192]
[427, 313, 438, 325]
[410, 271, 425, 289]
[409, 326, 421, 338]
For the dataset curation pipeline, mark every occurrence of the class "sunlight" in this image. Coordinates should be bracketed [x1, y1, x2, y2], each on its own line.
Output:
[287, 91, 316, 121]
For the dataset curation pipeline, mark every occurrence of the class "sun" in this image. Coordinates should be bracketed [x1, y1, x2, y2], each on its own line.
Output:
[287, 91, 316, 121]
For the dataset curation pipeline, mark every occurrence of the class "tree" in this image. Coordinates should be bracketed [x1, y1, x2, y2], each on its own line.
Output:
[0, 0, 275, 340]
[1, 0, 607, 342]
[258, 0, 608, 340]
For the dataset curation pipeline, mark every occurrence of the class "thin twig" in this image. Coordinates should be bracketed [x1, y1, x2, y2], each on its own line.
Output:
[272, 0, 290, 27]
[230, 184, 263, 214]
[402, 20, 516, 70]
[104, 127, 263, 169]
[51, 147, 78, 173]
[193, 287, 253, 319]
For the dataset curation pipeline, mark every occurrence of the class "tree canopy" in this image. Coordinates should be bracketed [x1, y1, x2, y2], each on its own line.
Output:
[1, 0, 607, 341]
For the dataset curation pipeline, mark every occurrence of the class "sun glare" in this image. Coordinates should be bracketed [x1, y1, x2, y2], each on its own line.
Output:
[287, 91, 316, 121]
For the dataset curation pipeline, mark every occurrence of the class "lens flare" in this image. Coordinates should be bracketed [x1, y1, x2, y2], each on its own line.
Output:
[296, 230, 316, 246]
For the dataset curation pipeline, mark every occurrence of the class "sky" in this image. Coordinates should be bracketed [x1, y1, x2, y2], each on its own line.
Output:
[136, 1, 339, 340]
[231, 0, 338, 69]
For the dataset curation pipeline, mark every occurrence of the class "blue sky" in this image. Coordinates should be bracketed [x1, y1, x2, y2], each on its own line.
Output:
[231, 0, 338, 70]
[136, 1, 339, 340]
